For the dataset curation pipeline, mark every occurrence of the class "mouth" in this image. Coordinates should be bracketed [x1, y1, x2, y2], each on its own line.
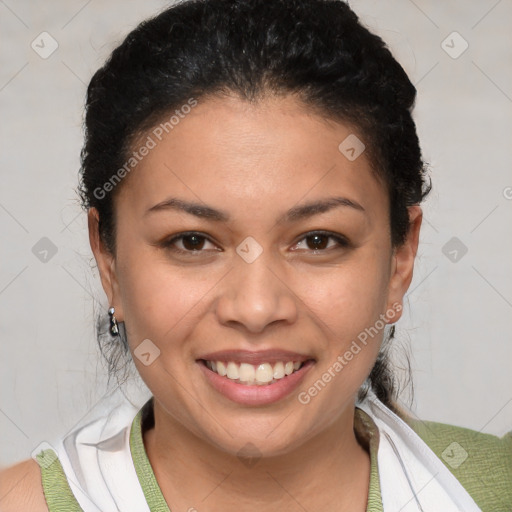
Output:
[196, 351, 316, 406]
[198, 359, 311, 386]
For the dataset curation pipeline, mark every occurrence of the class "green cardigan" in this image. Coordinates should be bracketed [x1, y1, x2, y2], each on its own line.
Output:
[35, 404, 512, 511]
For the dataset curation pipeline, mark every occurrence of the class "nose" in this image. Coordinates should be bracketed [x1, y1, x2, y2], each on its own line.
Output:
[215, 254, 298, 334]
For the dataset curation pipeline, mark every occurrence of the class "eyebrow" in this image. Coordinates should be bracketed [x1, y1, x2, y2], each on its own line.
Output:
[145, 196, 365, 223]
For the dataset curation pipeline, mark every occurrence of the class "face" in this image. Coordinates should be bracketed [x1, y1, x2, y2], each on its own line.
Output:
[90, 93, 421, 457]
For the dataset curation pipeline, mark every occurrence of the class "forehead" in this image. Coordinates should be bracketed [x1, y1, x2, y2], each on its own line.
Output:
[115, 94, 387, 218]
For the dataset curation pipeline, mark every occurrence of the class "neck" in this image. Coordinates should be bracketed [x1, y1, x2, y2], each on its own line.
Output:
[143, 399, 371, 512]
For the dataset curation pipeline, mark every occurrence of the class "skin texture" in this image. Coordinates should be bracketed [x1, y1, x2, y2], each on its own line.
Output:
[89, 93, 422, 511]
[0, 459, 49, 512]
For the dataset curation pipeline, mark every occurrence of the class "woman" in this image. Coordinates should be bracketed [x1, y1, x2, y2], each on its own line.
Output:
[1, 0, 510, 510]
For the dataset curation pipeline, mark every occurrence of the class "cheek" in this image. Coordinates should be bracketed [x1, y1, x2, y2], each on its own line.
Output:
[116, 246, 216, 349]
[297, 247, 391, 389]
[294, 262, 389, 417]
[302, 250, 391, 332]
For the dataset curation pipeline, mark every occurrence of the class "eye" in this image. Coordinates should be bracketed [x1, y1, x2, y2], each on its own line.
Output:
[291, 231, 349, 252]
[162, 232, 219, 254]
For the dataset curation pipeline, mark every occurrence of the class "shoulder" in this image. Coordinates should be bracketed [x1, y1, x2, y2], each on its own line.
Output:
[397, 408, 512, 510]
[0, 458, 49, 512]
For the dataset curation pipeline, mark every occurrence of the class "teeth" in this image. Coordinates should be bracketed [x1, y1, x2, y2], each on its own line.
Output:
[205, 359, 305, 385]
[216, 361, 227, 376]
[255, 363, 273, 384]
[226, 362, 239, 379]
[239, 363, 255, 382]
[273, 361, 285, 379]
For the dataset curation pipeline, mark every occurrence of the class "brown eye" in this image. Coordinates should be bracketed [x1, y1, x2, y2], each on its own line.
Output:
[305, 234, 329, 250]
[161, 232, 219, 254]
[291, 231, 350, 253]
[181, 234, 206, 251]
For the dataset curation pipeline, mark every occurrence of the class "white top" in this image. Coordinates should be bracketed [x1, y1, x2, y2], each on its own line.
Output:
[44, 386, 482, 512]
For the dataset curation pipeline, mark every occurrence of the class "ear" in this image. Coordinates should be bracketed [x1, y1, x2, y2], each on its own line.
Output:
[88, 208, 124, 321]
[385, 206, 422, 322]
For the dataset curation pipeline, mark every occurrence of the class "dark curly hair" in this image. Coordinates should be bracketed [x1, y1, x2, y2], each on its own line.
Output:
[79, 0, 430, 411]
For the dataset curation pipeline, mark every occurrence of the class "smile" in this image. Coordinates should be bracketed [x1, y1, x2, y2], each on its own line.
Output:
[197, 355, 316, 406]
[202, 360, 304, 386]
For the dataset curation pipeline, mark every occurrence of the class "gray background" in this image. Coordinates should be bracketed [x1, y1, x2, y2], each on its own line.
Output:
[1, 0, 511, 467]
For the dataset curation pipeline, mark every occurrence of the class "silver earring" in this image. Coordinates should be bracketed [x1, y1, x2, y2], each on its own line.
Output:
[108, 307, 119, 336]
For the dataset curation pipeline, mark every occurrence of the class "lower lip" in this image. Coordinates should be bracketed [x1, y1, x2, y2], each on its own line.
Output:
[197, 360, 315, 406]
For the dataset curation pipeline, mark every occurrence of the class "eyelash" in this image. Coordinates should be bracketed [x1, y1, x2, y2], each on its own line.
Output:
[161, 230, 350, 256]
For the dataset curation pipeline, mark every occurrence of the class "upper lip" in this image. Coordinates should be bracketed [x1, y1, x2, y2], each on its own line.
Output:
[198, 349, 315, 365]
